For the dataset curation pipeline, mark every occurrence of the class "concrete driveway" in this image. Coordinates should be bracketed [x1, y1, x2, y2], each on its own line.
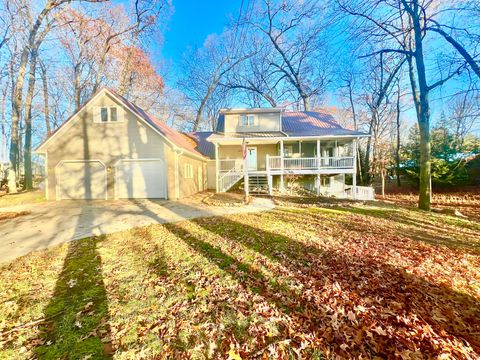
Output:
[0, 194, 275, 263]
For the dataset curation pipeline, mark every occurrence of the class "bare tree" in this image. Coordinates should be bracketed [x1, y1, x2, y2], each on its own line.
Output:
[247, 0, 332, 110]
[8, 0, 106, 192]
[338, 0, 479, 210]
[178, 31, 251, 131]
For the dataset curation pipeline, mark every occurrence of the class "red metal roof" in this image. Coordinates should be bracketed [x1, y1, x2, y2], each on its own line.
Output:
[281, 111, 364, 136]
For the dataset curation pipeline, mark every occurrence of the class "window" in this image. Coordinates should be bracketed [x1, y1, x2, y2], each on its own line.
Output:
[100, 107, 108, 122]
[240, 114, 255, 126]
[184, 163, 193, 179]
[97, 107, 121, 122]
[110, 107, 117, 122]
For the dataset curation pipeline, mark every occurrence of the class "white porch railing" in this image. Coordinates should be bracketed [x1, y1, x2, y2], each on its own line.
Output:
[219, 159, 244, 172]
[319, 157, 354, 169]
[218, 168, 244, 192]
[268, 156, 354, 171]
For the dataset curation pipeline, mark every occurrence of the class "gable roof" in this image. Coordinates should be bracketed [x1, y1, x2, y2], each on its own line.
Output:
[35, 88, 206, 159]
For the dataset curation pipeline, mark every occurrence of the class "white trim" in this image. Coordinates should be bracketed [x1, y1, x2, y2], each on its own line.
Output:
[207, 134, 370, 144]
[246, 146, 258, 171]
[93, 105, 124, 123]
[36, 89, 110, 152]
[55, 159, 107, 200]
[45, 152, 49, 200]
[184, 163, 194, 179]
[113, 158, 168, 200]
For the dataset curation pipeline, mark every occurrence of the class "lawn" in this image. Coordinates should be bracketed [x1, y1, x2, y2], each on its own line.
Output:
[0, 190, 45, 208]
[0, 201, 479, 359]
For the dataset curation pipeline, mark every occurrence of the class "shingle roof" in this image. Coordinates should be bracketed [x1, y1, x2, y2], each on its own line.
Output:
[281, 111, 365, 136]
[185, 132, 216, 159]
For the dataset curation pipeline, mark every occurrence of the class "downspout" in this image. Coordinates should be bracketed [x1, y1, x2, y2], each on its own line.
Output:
[174, 147, 184, 200]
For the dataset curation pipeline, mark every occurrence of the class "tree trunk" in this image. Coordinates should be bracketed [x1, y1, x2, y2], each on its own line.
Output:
[73, 62, 82, 111]
[1, 80, 7, 167]
[302, 93, 309, 111]
[381, 169, 385, 197]
[347, 82, 363, 184]
[395, 82, 401, 187]
[193, 84, 216, 131]
[23, 49, 38, 190]
[402, 0, 432, 211]
[8, 2, 56, 193]
[39, 60, 51, 136]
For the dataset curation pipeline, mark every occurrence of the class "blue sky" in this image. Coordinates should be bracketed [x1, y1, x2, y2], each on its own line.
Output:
[161, 1, 241, 64]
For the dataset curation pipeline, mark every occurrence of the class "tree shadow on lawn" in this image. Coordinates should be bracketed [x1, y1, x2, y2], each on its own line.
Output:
[165, 212, 480, 357]
[35, 236, 113, 359]
[323, 205, 480, 255]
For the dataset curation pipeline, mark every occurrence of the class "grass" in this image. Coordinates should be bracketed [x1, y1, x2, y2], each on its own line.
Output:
[0, 190, 45, 208]
[0, 201, 479, 358]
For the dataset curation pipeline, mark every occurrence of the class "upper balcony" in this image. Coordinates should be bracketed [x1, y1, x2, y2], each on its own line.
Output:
[267, 156, 354, 173]
[217, 139, 356, 175]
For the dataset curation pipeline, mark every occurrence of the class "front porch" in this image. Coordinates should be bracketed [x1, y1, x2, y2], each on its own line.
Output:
[213, 139, 374, 200]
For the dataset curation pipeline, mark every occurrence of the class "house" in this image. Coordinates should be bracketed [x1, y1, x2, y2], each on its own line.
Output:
[36, 88, 373, 201]
[35, 88, 207, 200]
[197, 108, 373, 199]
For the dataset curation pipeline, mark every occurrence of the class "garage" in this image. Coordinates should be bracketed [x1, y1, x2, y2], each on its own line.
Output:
[115, 159, 166, 199]
[56, 160, 107, 200]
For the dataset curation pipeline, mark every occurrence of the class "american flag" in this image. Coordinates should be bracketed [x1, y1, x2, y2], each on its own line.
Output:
[242, 137, 247, 160]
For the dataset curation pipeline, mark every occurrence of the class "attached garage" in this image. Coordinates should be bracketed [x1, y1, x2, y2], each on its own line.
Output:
[36, 88, 207, 201]
[115, 159, 167, 199]
[56, 160, 107, 200]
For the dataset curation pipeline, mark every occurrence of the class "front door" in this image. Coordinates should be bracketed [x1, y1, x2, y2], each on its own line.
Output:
[247, 147, 257, 171]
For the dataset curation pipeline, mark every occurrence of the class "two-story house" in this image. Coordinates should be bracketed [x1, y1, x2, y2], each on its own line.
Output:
[194, 108, 373, 200]
[36, 88, 372, 201]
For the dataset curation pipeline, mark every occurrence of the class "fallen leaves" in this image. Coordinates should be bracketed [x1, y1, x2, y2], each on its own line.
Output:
[1, 201, 479, 358]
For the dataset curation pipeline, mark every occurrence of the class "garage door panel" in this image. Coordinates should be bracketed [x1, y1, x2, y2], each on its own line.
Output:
[116, 159, 166, 199]
[56, 161, 106, 200]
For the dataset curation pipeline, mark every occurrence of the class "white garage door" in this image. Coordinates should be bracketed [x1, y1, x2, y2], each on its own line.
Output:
[56, 160, 107, 200]
[115, 159, 166, 199]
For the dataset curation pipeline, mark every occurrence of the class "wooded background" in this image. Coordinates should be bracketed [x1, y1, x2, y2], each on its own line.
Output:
[0, 0, 479, 210]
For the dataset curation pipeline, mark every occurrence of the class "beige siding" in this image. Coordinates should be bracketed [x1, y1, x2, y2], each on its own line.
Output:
[218, 144, 278, 171]
[207, 160, 216, 190]
[43, 91, 205, 200]
[223, 112, 281, 133]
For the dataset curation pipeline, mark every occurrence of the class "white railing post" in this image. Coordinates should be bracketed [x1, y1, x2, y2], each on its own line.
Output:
[280, 140, 284, 191]
[353, 139, 357, 200]
[215, 143, 219, 193]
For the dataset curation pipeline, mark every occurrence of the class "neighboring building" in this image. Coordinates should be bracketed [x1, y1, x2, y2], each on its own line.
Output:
[35, 88, 207, 200]
[197, 108, 373, 199]
[35, 88, 373, 201]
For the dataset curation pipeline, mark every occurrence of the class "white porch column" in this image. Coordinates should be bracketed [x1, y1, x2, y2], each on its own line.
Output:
[316, 139, 321, 196]
[215, 143, 219, 193]
[352, 138, 357, 200]
[244, 145, 249, 197]
[280, 140, 285, 191]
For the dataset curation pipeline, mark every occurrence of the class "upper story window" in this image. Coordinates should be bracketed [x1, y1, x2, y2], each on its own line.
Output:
[240, 114, 256, 126]
[97, 106, 121, 123]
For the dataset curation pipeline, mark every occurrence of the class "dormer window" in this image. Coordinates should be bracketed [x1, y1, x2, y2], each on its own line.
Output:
[97, 106, 121, 122]
[240, 114, 255, 126]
